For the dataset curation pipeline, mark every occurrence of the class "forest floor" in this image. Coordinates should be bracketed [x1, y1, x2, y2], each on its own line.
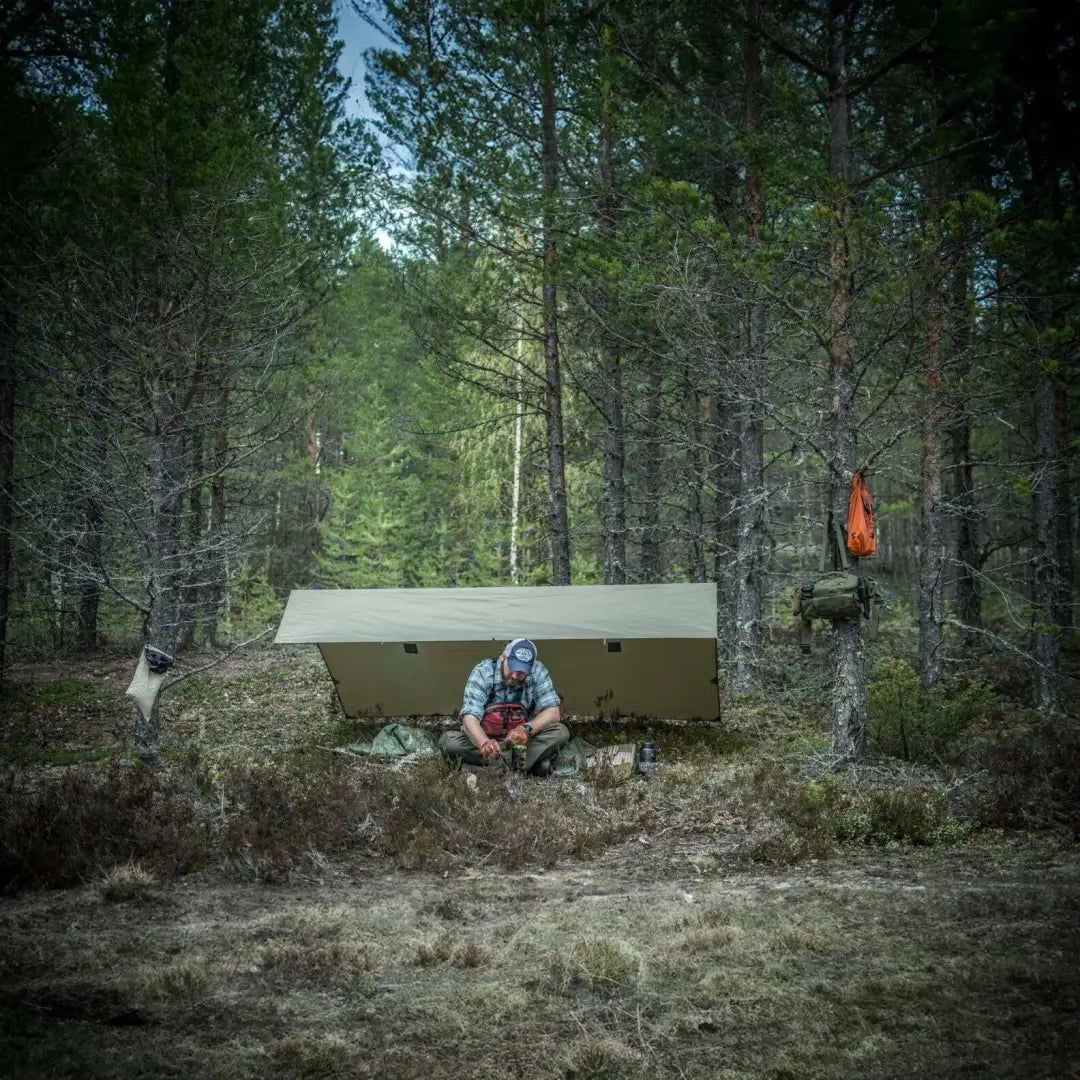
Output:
[1, 643, 1078, 1079]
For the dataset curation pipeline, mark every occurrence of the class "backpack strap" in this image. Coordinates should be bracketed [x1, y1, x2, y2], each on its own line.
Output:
[834, 518, 849, 571]
[867, 585, 880, 641]
[820, 513, 850, 572]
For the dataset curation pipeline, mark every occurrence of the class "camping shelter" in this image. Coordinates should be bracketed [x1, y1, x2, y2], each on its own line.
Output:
[275, 583, 719, 720]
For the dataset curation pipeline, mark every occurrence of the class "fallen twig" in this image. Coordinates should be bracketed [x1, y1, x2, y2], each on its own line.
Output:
[158, 627, 275, 694]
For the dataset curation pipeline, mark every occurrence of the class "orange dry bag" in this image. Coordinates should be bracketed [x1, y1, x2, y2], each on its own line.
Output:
[846, 471, 876, 558]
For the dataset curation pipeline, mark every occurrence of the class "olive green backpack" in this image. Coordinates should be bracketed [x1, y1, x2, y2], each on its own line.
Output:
[793, 520, 880, 653]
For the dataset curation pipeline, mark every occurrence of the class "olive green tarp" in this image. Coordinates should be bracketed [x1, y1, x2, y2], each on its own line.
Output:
[275, 583, 719, 721]
[346, 723, 442, 759]
[344, 723, 620, 779]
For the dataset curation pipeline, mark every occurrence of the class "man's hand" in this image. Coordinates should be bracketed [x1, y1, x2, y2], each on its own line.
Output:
[506, 726, 528, 748]
[480, 738, 502, 761]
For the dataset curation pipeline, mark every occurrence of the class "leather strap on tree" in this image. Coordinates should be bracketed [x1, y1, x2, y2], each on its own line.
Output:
[820, 513, 850, 573]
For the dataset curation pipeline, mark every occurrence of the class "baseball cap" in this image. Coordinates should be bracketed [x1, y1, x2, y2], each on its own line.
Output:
[504, 638, 538, 674]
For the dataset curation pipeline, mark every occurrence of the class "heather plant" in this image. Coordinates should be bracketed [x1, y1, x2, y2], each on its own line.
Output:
[958, 711, 1080, 830]
[0, 753, 654, 891]
[0, 760, 208, 891]
[732, 761, 972, 864]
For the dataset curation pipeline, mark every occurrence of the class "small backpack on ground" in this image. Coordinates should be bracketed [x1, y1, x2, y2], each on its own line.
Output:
[793, 517, 880, 653]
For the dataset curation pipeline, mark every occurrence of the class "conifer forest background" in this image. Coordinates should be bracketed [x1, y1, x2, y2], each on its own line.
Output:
[1, 0, 1077, 750]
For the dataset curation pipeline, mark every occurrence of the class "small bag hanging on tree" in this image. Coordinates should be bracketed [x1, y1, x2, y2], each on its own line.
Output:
[792, 515, 880, 653]
[792, 573, 879, 653]
[846, 471, 876, 558]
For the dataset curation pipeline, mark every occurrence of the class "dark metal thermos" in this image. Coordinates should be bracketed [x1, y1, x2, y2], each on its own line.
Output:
[638, 740, 656, 776]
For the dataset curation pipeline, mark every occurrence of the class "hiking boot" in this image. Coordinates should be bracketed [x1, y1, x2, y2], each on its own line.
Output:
[530, 757, 553, 778]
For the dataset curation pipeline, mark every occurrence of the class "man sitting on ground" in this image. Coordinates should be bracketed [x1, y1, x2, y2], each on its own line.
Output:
[439, 638, 569, 776]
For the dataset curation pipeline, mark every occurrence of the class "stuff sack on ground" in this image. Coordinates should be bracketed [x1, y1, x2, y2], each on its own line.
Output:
[345, 725, 621, 780]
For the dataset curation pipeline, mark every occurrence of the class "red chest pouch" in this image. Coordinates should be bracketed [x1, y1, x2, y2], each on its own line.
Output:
[481, 702, 528, 738]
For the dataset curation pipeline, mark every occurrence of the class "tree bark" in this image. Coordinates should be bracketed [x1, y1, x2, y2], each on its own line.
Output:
[918, 154, 945, 690]
[140, 395, 184, 750]
[202, 390, 228, 648]
[538, 2, 570, 586]
[949, 416, 982, 630]
[76, 402, 107, 652]
[177, 425, 202, 649]
[599, 337, 627, 584]
[1054, 385, 1073, 630]
[711, 387, 739, 665]
[0, 312, 14, 692]
[1023, 107, 1068, 714]
[947, 259, 982, 635]
[732, 0, 767, 695]
[1032, 369, 1064, 713]
[825, 0, 866, 758]
[639, 361, 663, 582]
[683, 369, 705, 582]
[597, 27, 626, 585]
[510, 324, 526, 585]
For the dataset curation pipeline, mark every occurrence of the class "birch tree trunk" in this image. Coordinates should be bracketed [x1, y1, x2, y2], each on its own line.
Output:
[597, 28, 626, 585]
[918, 154, 945, 690]
[510, 325, 525, 585]
[538, 2, 571, 586]
[825, 0, 866, 758]
[732, 0, 767, 695]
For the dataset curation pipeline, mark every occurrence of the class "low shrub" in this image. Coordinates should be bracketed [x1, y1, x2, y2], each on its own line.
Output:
[867, 658, 994, 762]
[0, 753, 653, 892]
[0, 759, 209, 891]
[0, 677, 110, 716]
[799, 772, 969, 847]
[958, 712, 1080, 831]
[735, 765, 971, 863]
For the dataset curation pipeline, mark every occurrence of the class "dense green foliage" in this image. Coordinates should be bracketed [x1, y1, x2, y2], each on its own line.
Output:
[0, 0, 1076, 729]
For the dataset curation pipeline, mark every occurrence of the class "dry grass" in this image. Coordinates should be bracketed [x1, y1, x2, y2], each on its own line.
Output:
[96, 860, 158, 902]
[1, 644, 1078, 1078]
[1, 857, 1078, 1079]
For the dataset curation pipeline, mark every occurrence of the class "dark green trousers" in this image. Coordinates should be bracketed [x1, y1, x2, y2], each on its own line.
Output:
[439, 723, 570, 774]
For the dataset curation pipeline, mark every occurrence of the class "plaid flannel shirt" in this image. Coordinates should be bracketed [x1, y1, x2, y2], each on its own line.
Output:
[460, 657, 560, 722]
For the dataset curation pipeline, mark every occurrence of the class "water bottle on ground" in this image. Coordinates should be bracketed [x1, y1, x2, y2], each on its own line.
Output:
[637, 740, 656, 777]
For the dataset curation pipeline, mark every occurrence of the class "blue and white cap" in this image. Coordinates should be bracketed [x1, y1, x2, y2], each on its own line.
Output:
[504, 638, 538, 674]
